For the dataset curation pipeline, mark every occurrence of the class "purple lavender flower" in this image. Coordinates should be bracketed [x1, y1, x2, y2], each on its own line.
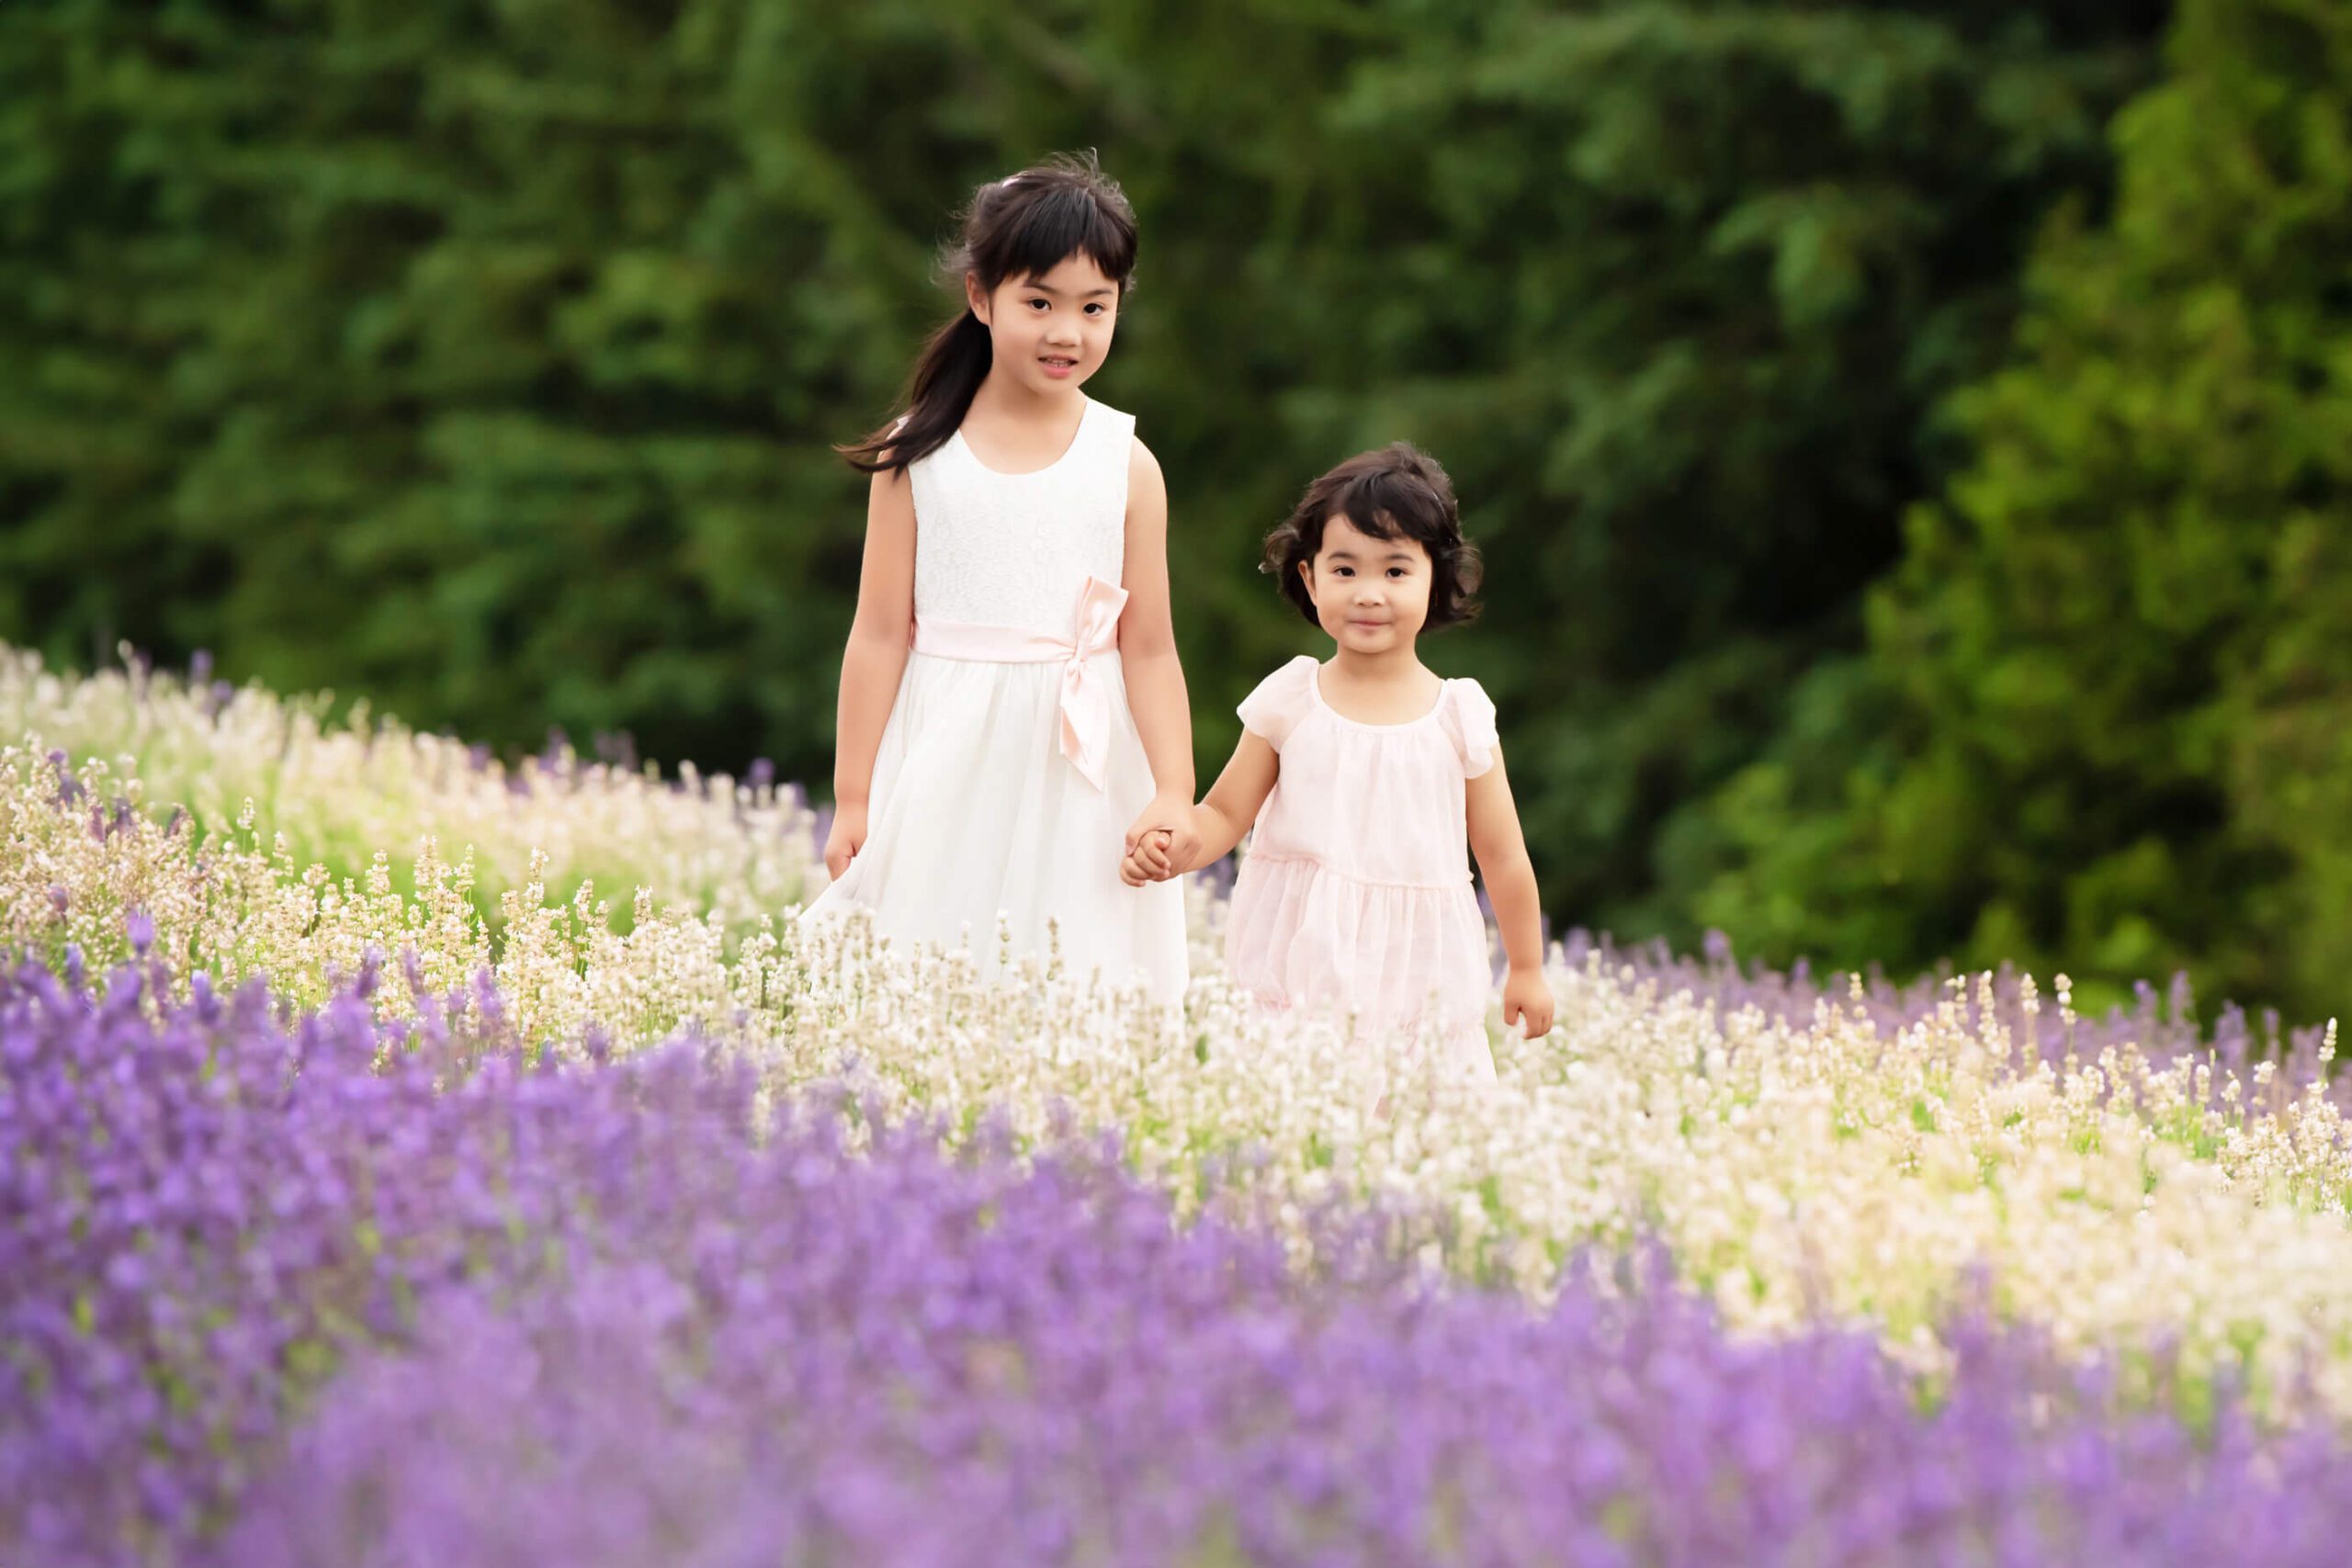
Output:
[590, 729, 637, 771]
[7, 961, 2352, 1568]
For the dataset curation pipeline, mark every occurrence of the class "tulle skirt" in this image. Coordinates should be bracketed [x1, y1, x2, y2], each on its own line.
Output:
[1223, 850, 1497, 1081]
[798, 649, 1188, 1007]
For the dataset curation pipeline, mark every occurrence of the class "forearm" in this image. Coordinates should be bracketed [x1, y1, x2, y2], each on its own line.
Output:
[831, 630, 910, 807]
[1122, 645, 1195, 801]
[1480, 852, 1545, 975]
[1171, 802, 1247, 874]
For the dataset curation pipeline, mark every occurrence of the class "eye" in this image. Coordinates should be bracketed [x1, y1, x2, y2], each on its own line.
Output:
[1388, 567, 1407, 578]
[1085, 303, 1106, 315]
[1026, 298, 1050, 311]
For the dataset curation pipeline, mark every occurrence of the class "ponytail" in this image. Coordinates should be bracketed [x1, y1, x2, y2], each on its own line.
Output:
[839, 309, 992, 474]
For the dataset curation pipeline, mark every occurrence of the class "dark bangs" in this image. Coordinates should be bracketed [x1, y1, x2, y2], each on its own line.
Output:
[984, 182, 1137, 292]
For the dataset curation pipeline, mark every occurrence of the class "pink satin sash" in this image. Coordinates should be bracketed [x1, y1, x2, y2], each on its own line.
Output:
[911, 575, 1129, 792]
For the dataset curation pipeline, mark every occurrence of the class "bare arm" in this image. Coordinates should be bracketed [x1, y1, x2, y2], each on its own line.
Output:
[1466, 740, 1556, 1033]
[1119, 438, 1196, 818]
[1174, 731, 1280, 874]
[822, 465, 915, 878]
[1123, 729, 1279, 885]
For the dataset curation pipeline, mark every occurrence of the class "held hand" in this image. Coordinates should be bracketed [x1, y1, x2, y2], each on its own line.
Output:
[822, 801, 869, 883]
[1119, 829, 1173, 887]
[1501, 966, 1555, 1040]
[1132, 828, 1176, 882]
[1158, 804, 1204, 874]
[1124, 796, 1201, 874]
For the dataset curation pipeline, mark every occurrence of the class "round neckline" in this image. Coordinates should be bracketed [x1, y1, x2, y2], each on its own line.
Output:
[1307, 660, 1446, 730]
[950, 397, 1094, 477]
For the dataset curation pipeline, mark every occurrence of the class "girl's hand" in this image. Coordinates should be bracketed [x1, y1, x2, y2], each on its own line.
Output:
[1124, 796, 1200, 874]
[1501, 966, 1555, 1040]
[822, 801, 869, 883]
[1120, 829, 1173, 886]
[1136, 827, 1174, 880]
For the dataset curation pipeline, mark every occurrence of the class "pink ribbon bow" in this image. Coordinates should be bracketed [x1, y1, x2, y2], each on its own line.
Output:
[911, 574, 1131, 792]
[1054, 575, 1129, 791]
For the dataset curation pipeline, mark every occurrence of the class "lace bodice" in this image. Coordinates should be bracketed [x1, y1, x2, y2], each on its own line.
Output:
[909, 397, 1135, 637]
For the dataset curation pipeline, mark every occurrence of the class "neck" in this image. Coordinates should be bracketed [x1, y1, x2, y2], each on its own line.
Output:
[1327, 643, 1423, 682]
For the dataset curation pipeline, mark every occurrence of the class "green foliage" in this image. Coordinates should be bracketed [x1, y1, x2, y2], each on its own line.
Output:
[2, 2, 2157, 957]
[1154, 2, 2158, 936]
[1686, 0, 2352, 1019]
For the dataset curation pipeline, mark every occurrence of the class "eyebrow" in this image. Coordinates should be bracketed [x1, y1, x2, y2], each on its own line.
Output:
[1324, 547, 1419, 561]
[1021, 279, 1119, 299]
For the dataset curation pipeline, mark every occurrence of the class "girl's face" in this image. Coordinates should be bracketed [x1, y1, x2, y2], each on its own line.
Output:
[1298, 512, 1432, 658]
[967, 252, 1121, 397]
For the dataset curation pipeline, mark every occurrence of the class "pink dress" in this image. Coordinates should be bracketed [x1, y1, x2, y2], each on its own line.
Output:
[1225, 654, 1500, 1080]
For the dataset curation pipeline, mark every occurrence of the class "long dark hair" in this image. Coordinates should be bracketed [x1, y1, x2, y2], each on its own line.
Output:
[840, 152, 1139, 475]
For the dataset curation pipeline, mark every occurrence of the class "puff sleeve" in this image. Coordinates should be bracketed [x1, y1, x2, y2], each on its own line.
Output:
[1442, 679, 1498, 779]
[1236, 655, 1318, 750]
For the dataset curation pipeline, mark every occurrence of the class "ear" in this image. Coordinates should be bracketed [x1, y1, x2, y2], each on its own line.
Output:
[965, 272, 990, 326]
[1296, 558, 1315, 592]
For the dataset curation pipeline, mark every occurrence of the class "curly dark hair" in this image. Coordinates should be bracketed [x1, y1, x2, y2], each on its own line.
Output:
[1261, 443, 1483, 629]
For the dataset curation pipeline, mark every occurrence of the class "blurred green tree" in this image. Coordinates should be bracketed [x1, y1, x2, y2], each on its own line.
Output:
[1679, 0, 2352, 1019]
[1223, 1, 2160, 941]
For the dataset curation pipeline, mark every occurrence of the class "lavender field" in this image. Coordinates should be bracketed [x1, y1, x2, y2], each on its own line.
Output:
[9, 644, 2352, 1566]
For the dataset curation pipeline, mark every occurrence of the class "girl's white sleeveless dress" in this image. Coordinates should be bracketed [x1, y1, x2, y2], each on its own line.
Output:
[799, 396, 1188, 1005]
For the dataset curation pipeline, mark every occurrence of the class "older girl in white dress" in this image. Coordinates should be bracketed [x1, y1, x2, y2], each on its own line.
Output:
[800, 154, 1197, 1005]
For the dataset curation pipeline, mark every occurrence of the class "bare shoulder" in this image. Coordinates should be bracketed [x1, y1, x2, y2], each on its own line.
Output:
[1127, 433, 1164, 485]
[863, 421, 913, 491]
[1125, 434, 1166, 535]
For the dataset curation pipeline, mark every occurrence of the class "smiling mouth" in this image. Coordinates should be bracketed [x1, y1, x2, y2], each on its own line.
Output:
[1041, 355, 1077, 369]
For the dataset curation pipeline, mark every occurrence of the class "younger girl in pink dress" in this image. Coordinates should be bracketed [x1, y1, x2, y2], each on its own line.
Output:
[1123, 443, 1554, 1077]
